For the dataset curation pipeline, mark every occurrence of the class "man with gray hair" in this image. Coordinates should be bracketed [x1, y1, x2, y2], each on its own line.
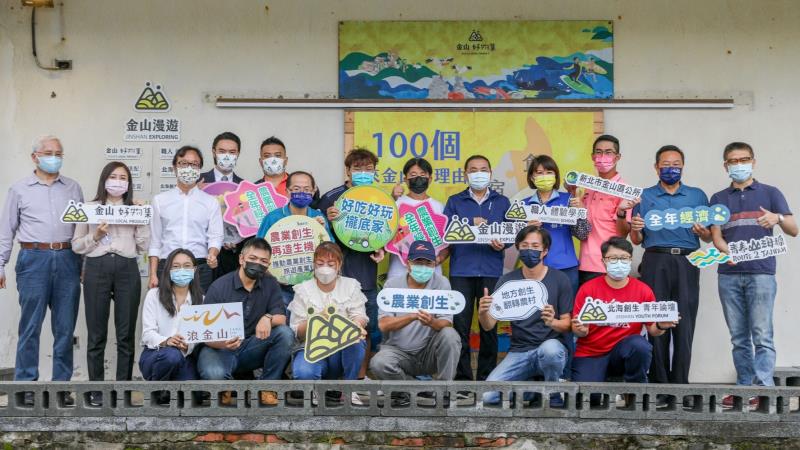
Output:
[0, 135, 83, 406]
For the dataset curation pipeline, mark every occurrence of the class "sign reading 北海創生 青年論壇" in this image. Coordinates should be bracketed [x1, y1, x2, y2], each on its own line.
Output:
[576, 298, 679, 324]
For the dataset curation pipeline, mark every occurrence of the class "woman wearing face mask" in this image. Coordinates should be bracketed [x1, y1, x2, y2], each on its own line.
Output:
[524, 155, 591, 296]
[387, 157, 447, 279]
[72, 162, 150, 405]
[289, 242, 369, 390]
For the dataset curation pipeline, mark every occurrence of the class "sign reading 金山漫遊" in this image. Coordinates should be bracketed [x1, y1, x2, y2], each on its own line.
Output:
[60, 201, 152, 225]
[576, 298, 678, 324]
[377, 288, 466, 315]
[178, 302, 245, 344]
[443, 216, 526, 245]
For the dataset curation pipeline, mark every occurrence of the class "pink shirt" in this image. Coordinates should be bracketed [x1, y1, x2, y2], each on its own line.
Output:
[578, 173, 631, 273]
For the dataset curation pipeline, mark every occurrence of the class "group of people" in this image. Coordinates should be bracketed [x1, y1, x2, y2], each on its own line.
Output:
[0, 131, 794, 409]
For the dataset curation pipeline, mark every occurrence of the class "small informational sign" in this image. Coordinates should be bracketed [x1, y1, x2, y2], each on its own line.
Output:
[223, 181, 289, 238]
[304, 306, 362, 363]
[159, 182, 177, 192]
[727, 234, 789, 264]
[123, 117, 181, 142]
[385, 201, 448, 265]
[687, 246, 730, 268]
[489, 279, 549, 321]
[505, 200, 587, 225]
[266, 216, 330, 285]
[126, 164, 142, 178]
[178, 302, 245, 344]
[576, 298, 679, 324]
[104, 146, 143, 160]
[443, 216, 526, 244]
[158, 146, 177, 160]
[333, 186, 399, 252]
[564, 171, 643, 201]
[132, 181, 144, 192]
[60, 201, 152, 225]
[644, 204, 730, 231]
[159, 162, 175, 178]
[377, 288, 466, 315]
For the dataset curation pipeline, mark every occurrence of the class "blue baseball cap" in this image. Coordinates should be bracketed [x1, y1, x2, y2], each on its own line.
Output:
[407, 240, 436, 262]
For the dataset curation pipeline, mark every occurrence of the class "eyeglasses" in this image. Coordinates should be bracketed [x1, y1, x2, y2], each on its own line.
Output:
[35, 151, 64, 158]
[603, 256, 632, 263]
[592, 150, 618, 157]
[176, 161, 201, 169]
[288, 187, 314, 194]
[725, 156, 753, 165]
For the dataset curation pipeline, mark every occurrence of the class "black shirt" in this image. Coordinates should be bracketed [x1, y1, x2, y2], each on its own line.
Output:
[203, 270, 285, 337]
[315, 184, 378, 290]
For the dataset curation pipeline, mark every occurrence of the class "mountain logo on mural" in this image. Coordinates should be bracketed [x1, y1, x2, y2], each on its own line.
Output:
[134, 82, 170, 112]
[468, 29, 483, 41]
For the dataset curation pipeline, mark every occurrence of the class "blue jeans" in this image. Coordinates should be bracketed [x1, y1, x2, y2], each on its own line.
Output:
[197, 326, 294, 380]
[139, 347, 198, 381]
[572, 334, 652, 383]
[363, 288, 381, 349]
[718, 273, 777, 386]
[14, 249, 81, 381]
[482, 339, 567, 404]
[280, 284, 295, 321]
[293, 340, 366, 380]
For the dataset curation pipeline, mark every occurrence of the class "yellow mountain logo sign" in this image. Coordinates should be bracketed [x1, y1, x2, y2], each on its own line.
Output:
[135, 82, 170, 111]
[304, 306, 362, 363]
[61, 201, 88, 223]
[578, 300, 608, 322]
[443, 216, 476, 243]
[505, 202, 527, 220]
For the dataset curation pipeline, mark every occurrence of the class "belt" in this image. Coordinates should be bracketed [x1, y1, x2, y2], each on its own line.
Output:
[20, 242, 72, 250]
[645, 247, 695, 256]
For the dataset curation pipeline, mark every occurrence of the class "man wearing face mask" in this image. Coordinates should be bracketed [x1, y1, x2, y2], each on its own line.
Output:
[574, 135, 633, 285]
[441, 154, 511, 381]
[571, 237, 678, 389]
[149, 146, 223, 293]
[0, 135, 83, 404]
[710, 142, 797, 406]
[478, 226, 573, 406]
[197, 238, 294, 406]
[629, 145, 710, 389]
[370, 241, 461, 393]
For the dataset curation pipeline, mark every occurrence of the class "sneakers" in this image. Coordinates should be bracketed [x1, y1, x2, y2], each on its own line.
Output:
[350, 392, 364, 406]
[720, 395, 760, 410]
[390, 392, 411, 407]
[549, 393, 565, 408]
[21, 391, 34, 407]
[88, 391, 103, 407]
[58, 392, 75, 407]
[220, 391, 236, 406]
[259, 391, 278, 406]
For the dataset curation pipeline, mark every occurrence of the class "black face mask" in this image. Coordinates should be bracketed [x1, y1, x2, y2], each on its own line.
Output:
[408, 176, 430, 194]
[243, 261, 268, 280]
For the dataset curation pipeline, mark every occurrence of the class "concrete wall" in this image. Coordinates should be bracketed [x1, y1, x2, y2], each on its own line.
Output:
[0, 0, 798, 382]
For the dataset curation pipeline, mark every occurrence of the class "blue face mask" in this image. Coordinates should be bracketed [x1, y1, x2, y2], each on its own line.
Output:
[659, 167, 682, 185]
[290, 191, 313, 208]
[728, 163, 753, 183]
[351, 171, 374, 186]
[519, 249, 542, 268]
[605, 260, 631, 281]
[170, 268, 195, 287]
[37, 155, 63, 174]
[409, 264, 435, 284]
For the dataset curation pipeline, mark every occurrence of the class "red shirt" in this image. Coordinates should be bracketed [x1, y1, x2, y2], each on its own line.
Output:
[573, 276, 655, 357]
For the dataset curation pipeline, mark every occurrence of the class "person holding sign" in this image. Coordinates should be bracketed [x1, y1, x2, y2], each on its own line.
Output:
[478, 226, 574, 406]
[0, 135, 83, 405]
[709, 142, 797, 403]
[628, 145, 710, 388]
[72, 162, 149, 389]
[441, 155, 511, 381]
[575, 135, 633, 285]
[149, 146, 223, 293]
[370, 241, 461, 399]
[196, 238, 293, 406]
[571, 238, 678, 392]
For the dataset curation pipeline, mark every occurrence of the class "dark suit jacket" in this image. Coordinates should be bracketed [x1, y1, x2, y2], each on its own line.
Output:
[200, 169, 243, 184]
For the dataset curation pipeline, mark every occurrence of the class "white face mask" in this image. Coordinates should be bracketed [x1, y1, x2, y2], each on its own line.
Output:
[314, 266, 338, 284]
[216, 153, 237, 172]
[176, 167, 200, 185]
[262, 157, 285, 176]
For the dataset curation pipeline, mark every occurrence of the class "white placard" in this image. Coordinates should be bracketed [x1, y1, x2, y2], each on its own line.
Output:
[127, 164, 142, 178]
[443, 216, 526, 245]
[505, 200, 587, 225]
[377, 288, 466, 315]
[489, 279, 549, 321]
[123, 117, 181, 142]
[576, 298, 679, 324]
[158, 146, 177, 160]
[727, 235, 789, 264]
[132, 181, 144, 192]
[104, 146, 143, 160]
[60, 201, 153, 225]
[178, 302, 245, 344]
[159, 162, 175, 178]
[159, 182, 177, 192]
[564, 171, 643, 201]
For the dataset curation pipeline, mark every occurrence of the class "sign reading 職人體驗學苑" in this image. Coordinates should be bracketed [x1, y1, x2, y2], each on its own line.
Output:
[60, 201, 152, 225]
[223, 181, 289, 238]
[266, 215, 330, 285]
[644, 204, 730, 231]
[377, 288, 466, 315]
[333, 186, 399, 252]
[385, 201, 448, 265]
[576, 298, 678, 324]
[505, 200, 587, 225]
[564, 171, 642, 201]
[489, 279, 549, 321]
[178, 302, 244, 344]
[443, 216, 526, 245]
[304, 306, 362, 364]
[339, 21, 613, 100]
[727, 235, 789, 264]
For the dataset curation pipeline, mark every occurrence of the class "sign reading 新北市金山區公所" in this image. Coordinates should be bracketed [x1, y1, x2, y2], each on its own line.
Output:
[564, 171, 643, 201]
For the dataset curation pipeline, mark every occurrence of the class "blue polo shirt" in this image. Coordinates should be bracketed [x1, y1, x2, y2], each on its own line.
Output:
[633, 183, 709, 250]
[524, 190, 579, 269]
[710, 180, 791, 275]
[255, 205, 334, 241]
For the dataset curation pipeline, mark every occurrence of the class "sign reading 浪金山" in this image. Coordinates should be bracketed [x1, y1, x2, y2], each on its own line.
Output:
[123, 117, 181, 142]
[266, 215, 330, 285]
[377, 288, 466, 315]
[178, 302, 244, 344]
[385, 201, 448, 265]
[104, 146, 143, 160]
[489, 279, 549, 321]
[564, 171, 642, 201]
[60, 201, 152, 225]
[727, 235, 789, 264]
[576, 298, 678, 324]
[443, 216, 526, 245]
[304, 306, 362, 364]
[333, 186, 399, 252]
[644, 204, 730, 231]
[223, 181, 289, 238]
[505, 200, 587, 225]
[687, 246, 731, 268]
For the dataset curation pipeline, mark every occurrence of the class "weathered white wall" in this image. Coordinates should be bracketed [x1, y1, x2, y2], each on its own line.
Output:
[0, 0, 797, 382]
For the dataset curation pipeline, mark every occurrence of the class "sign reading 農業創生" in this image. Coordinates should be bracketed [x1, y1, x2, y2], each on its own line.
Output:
[489, 279, 549, 321]
[505, 200, 587, 225]
[223, 181, 289, 238]
[178, 302, 244, 344]
[564, 171, 642, 201]
[60, 200, 152, 225]
[576, 297, 678, 324]
[104, 146, 143, 160]
[443, 215, 526, 245]
[123, 117, 181, 142]
[644, 204, 730, 231]
[266, 215, 330, 285]
[333, 186, 399, 252]
[727, 234, 789, 264]
[377, 288, 466, 315]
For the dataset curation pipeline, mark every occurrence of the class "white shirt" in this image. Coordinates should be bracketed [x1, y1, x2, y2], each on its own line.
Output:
[140, 288, 197, 355]
[148, 187, 223, 259]
[468, 188, 490, 205]
[288, 276, 368, 339]
[387, 195, 446, 279]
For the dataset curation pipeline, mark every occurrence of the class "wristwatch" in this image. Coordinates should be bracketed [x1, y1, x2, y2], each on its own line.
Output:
[656, 322, 667, 331]
[778, 214, 785, 224]
[262, 314, 273, 322]
[616, 210, 627, 219]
